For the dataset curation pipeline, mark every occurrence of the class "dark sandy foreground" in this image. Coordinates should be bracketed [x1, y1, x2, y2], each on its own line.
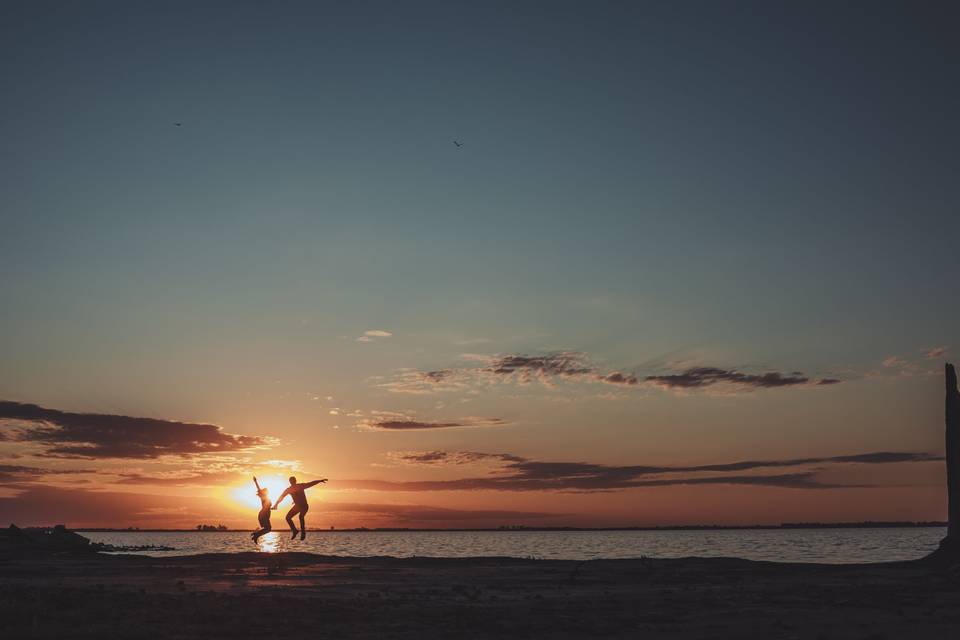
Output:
[1, 550, 959, 639]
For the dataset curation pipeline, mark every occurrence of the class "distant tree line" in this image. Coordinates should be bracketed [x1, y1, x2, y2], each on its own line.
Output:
[195, 524, 228, 531]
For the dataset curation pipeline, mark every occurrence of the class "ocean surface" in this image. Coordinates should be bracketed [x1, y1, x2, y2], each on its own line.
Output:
[84, 527, 945, 564]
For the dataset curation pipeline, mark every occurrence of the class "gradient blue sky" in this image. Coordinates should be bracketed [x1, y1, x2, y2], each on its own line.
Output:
[1, 1, 958, 528]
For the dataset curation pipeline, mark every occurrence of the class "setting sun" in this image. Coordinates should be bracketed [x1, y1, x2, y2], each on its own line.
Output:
[229, 476, 290, 511]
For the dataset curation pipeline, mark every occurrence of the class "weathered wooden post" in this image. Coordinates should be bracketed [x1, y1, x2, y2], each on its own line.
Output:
[945, 363, 960, 544]
[931, 362, 960, 560]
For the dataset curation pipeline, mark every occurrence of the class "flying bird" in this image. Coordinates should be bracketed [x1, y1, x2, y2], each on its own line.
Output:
[173, 122, 182, 127]
[453, 140, 463, 147]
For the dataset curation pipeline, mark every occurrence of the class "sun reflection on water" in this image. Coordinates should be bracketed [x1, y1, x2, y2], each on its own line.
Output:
[256, 531, 280, 553]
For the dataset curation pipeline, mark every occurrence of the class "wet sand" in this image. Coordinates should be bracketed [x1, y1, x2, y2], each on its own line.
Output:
[1, 549, 959, 638]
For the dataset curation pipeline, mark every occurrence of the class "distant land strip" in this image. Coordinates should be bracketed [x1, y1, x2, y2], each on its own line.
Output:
[66, 521, 948, 533]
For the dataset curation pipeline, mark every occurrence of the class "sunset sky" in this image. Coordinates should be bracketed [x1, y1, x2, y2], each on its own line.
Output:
[2, 1, 958, 529]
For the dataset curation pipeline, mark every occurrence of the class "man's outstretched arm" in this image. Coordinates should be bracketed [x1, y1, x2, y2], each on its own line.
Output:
[302, 479, 328, 489]
[271, 488, 290, 509]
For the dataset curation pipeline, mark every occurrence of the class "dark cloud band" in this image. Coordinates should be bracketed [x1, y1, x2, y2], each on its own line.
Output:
[644, 367, 839, 389]
[366, 417, 507, 431]
[0, 401, 268, 459]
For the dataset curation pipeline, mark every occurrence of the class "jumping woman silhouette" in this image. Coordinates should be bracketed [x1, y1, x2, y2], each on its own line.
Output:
[251, 477, 272, 543]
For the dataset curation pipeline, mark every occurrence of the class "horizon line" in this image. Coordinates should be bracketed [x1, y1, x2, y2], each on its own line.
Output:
[35, 520, 948, 533]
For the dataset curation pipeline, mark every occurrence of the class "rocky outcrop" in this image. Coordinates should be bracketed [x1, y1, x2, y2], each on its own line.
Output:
[0, 524, 94, 552]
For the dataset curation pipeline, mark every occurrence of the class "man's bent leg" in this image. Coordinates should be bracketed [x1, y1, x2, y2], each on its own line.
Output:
[286, 505, 302, 539]
[299, 505, 309, 540]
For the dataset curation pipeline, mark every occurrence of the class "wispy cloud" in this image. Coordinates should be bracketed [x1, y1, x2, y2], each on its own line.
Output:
[113, 469, 244, 486]
[596, 372, 640, 385]
[488, 353, 593, 378]
[342, 450, 939, 493]
[644, 367, 839, 390]
[0, 464, 93, 483]
[260, 459, 302, 470]
[92, 457, 312, 488]
[380, 352, 638, 394]
[925, 346, 948, 359]
[381, 352, 837, 395]
[357, 329, 393, 342]
[378, 368, 469, 394]
[320, 501, 565, 525]
[0, 401, 271, 459]
[361, 414, 508, 431]
[485, 352, 639, 387]
[386, 451, 524, 466]
[872, 352, 940, 378]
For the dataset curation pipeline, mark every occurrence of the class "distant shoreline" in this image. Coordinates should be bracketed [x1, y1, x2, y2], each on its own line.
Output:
[71, 521, 947, 533]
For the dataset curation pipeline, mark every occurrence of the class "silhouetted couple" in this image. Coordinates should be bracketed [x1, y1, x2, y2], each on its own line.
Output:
[251, 476, 327, 543]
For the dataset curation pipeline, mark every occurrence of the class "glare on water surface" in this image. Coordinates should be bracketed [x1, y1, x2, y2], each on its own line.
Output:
[256, 531, 281, 553]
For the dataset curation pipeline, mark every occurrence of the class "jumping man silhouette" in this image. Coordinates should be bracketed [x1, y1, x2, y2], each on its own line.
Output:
[272, 476, 327, 540]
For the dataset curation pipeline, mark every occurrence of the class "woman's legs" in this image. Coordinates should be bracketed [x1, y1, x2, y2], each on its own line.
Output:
[253, 509, 272, 541]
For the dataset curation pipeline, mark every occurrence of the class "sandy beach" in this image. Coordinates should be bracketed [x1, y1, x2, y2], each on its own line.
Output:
[2, 546, 959, 639]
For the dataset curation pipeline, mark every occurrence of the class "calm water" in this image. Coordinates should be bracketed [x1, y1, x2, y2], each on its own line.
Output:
[84, 528, 945, 564]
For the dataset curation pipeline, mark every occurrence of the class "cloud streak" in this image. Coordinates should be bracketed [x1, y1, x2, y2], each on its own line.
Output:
[485, 352, 638, 387]
[342, 450, 939, 493]
[644, 367, 838, 390]
[380, 352, 638, 394]
[381, 353, 837, 394]
[387, 451, 525, 466]
[0, 464, 93, 483]
[320, 501, 564, 524]
[0, 401, 270, 459]
[357, 329, 393, 342]
[363, 416, 508, 431]
[112, 469, 246, 486]
[926, 346, 948, 359]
